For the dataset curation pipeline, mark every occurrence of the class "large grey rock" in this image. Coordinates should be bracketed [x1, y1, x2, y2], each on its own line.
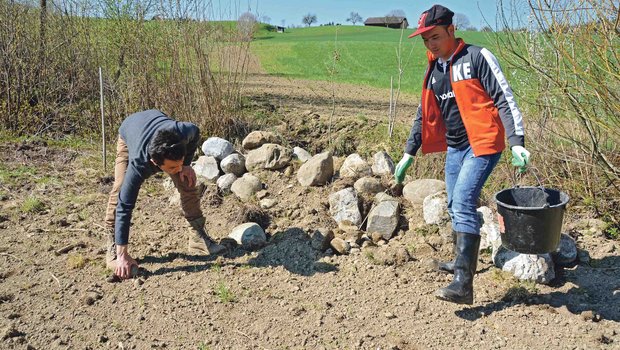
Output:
[216, 173, 237, 194]
[339, 153, 372, 179]
[245, 144, 292, 171]
[229, 223, 266, 250]
[201, 137, 234, 160]
[371, 151, 395, 176]
[193, 156, 220, 183]
[354, 177, 384, 195]
[242, 131, 278, 150]
[220, 153, 246, 177]
[310, 228, 335, 251]
[231, 173, 262, 201]
[329, 188, 362, 226]
[293, 147, 312, 163]
[493, 246, 555, 284]
[551, 233, 578, 266]
[297, 152, 334, 187]
[403, 179, 446, 205]
[366, 193, 400, 241]
[422, 191, 449, 225]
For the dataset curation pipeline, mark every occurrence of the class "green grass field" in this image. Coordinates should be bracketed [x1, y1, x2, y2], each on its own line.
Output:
[251, 25, 498, 93]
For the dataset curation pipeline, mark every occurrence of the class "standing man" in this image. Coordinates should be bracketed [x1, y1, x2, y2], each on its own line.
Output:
[394, 5, 530, 304]
[104, 109, 226, 280]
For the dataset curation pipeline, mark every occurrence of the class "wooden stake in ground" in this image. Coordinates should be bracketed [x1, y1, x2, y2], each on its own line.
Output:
[99, 67, 106, 172]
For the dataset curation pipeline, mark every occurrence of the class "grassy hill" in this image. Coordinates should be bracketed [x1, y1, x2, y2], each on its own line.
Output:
[251, 25, 497, 93]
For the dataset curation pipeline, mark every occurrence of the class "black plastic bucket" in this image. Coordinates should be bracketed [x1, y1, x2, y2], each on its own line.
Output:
[494, 186, 569, 254]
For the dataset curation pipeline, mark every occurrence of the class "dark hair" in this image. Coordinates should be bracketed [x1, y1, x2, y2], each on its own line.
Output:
[148, 128, 186, 165]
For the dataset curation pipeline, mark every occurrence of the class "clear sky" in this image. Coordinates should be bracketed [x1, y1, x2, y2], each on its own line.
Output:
[212, 0, 503, 29]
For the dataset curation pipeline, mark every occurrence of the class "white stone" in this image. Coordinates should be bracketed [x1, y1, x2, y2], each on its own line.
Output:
[422, 191, 449, 225]
[201, 137, 234, 160]
[353, 177, 384, 195]
[366, 194, 400, 241]
[403, 179, 446, 205]
[193, 156, 220, 183]
[329, 188, 362, 226]
[229, 223, 266, 250]
[478, 206, 501, 251]
[297, 152, 333, 187]
[245, 144, 292, 171]
[371, 151, 395, 176]
[231, 173, 262, 201]
[220, 153, 246, 177]
[339, 153, 372, 179]
[293, 147, 312, 163]
[259, 198, 277, 209]
[494, 246, 555, 284]
[216, 173, 237, 194]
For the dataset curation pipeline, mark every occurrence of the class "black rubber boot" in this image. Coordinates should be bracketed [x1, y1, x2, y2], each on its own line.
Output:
[435, 232, 480, 305]
[437, 230, 457, 273]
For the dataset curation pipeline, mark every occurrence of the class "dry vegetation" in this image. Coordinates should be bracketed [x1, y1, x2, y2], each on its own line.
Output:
[496, 0, 619, 228]
[0, 0, 252, 139]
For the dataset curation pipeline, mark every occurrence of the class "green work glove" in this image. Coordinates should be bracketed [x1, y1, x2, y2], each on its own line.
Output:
[511, 145, 531, 173]
[394, 153, 414, 184]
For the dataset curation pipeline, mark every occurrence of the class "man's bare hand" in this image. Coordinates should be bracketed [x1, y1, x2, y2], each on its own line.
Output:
[115, 246, 138, 279]
[179, 165, 197, 187]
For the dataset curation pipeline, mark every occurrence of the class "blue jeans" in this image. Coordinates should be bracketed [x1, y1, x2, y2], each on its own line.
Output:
[445, 146, 501, 235]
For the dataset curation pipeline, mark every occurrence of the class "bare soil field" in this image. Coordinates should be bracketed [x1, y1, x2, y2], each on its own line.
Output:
[0, 74, 618, 349]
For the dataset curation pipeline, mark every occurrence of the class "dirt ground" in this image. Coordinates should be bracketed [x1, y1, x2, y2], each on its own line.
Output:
[0, 74, 619, 349]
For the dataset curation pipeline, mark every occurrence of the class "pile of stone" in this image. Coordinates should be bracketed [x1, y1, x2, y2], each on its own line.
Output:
[194, 131, 319, 251]
[195, 131, 311, 202]
[171, 129, 581, 285]
[323, 152, 401, 254]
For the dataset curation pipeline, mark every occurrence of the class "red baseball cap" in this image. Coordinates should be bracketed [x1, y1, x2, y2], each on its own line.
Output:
[408, 4, 455, 38]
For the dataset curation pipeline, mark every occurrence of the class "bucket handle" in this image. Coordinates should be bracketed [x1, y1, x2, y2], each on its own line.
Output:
[513, 165, 550, 209]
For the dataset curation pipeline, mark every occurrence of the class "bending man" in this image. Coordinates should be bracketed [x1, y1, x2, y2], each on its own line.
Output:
[104, 109, 226, 279]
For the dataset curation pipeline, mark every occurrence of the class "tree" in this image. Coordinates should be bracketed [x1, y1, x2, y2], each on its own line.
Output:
[480, 25, 493, 32]
[302, 13, 317, 26]
[453, 13, 470, 30]
[346, 11, 362, 25]
[238, 12, 257, 40]
[259, 15, 271, 24]
[386, 9, 406, 18]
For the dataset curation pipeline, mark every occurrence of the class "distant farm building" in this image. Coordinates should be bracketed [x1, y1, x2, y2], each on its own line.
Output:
[364, 17, 409, 29]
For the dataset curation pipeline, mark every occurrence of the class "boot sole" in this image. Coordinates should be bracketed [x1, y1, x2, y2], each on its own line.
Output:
[434, 292, 473, 305]
[188, 247, 227, 255]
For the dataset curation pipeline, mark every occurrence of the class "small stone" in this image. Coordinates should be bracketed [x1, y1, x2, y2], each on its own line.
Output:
[134, 278, 144, 288]
[384, 312, 396, 319]
[259, 198, 277, 209]
[310, 228, 335, 251]
[371, 231, 384, 243]
[581, 310, 601, 322]
[98, 335, 109, 343]
[293, 147, 312, 163]
[330, 238, 351, 255]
